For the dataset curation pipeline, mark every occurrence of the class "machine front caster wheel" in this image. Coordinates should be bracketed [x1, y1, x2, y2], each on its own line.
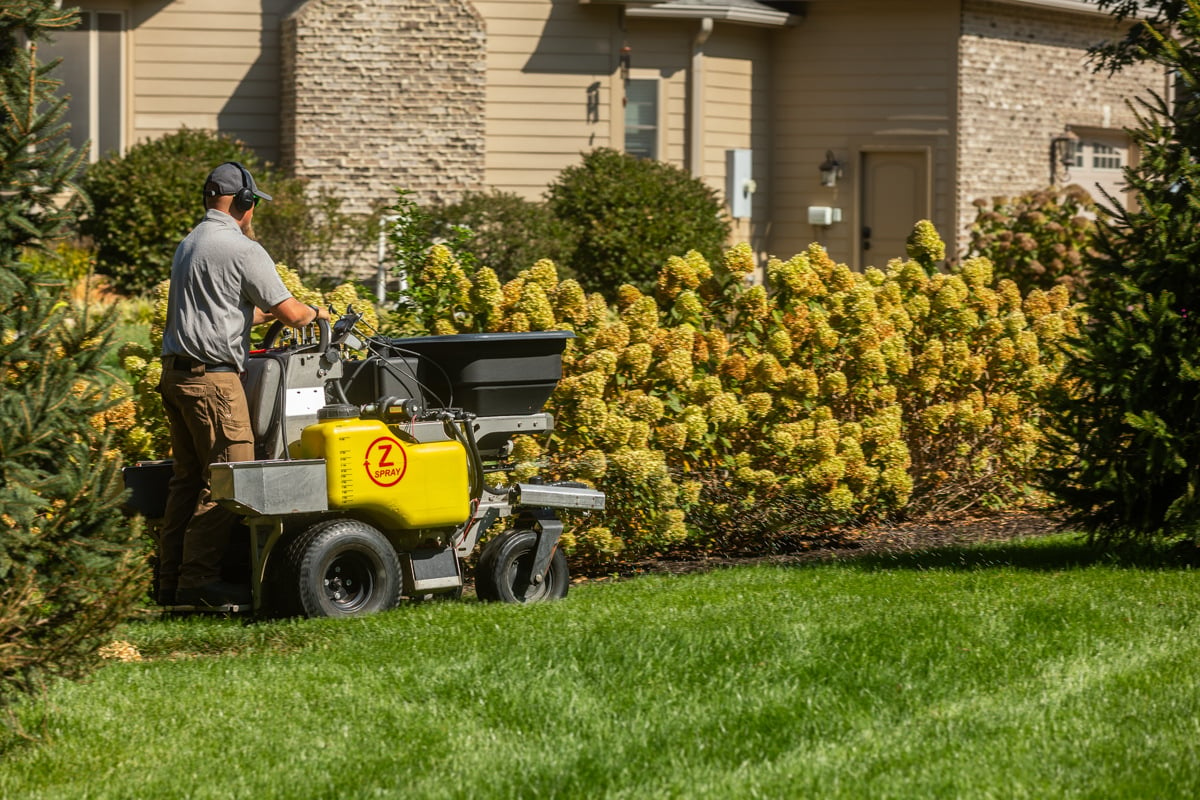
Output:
[475, 528, 569, 603]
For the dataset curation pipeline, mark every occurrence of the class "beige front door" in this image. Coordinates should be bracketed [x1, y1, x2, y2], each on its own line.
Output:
[860, 150, 930, 269]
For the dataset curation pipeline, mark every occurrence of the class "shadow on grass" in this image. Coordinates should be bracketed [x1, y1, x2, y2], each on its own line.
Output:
[844, 534, 1200, 573]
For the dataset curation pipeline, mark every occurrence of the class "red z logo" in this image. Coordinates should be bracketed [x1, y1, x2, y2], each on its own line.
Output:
[377, 443, 395, 467]
[364, 437, 407, 487]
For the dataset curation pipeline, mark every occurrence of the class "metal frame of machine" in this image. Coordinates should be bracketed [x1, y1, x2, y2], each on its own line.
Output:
[124, 309, 604, 617]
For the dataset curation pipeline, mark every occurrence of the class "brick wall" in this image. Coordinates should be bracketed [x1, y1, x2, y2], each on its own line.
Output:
[957, 0, 1162, 249]
[281, 0, 486, 274]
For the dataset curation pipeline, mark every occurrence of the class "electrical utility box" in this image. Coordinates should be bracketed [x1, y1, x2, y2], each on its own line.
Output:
[726, 149, 754, 220]
[807, 206, 843, 226]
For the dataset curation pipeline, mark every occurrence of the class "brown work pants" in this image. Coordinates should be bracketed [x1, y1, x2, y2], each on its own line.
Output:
[158, 366, 254, 590]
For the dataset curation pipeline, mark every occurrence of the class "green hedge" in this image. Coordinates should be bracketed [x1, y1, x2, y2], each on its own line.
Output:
[545, 148, 731, 299]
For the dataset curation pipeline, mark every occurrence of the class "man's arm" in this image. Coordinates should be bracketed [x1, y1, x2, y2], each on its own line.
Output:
[261, 297, 331, 327]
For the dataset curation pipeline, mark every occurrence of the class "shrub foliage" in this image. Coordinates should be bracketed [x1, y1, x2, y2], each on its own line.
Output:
[424, 189, 578, 284]
[396, 221, 1076, 560]
[80, 128, 378, 294]
[545, 148, 731, 299]
[80, 128, 257, 294]
[966, 185, 1097, 299]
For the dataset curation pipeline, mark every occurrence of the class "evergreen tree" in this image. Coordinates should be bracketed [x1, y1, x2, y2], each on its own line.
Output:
[0, 2, 146, 710]
[1043, 1, 1200, 543]
[0, 2, 87, 261]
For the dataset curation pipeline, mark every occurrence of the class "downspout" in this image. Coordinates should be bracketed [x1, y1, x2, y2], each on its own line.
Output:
[689, 17, 714, 177]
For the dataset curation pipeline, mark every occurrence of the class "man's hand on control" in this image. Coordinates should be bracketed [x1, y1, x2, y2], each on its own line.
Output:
[268, 297, 330, 328]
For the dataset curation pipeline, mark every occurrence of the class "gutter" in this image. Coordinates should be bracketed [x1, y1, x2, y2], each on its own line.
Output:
[689, 18, 714, 178]
[626, 3, 794, 27]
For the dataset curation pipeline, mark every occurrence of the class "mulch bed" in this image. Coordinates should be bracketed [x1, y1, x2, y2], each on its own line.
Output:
[574, 508, 1066, 582]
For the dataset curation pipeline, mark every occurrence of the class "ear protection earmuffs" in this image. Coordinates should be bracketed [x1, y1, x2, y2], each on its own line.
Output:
[203, 161, 257, 212]
[230, 162, 257, 212]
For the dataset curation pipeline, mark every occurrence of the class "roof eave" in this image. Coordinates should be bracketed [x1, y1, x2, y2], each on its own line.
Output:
[981, 0, 1116, 17]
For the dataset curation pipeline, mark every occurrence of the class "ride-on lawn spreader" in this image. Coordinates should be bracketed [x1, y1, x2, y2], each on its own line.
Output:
[123, 308, 604, 618]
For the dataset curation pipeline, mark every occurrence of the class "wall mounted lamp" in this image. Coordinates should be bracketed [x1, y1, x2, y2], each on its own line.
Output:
[1050, 128, 1079, 184]
[818, 150, 843, 187]
[619, 44, 632, 83]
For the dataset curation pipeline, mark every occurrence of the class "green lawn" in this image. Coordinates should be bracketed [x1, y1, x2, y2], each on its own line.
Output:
[3, 534, 1200, 799]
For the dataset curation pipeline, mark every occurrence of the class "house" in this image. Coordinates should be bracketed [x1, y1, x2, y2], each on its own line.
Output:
[46, 0, 1161, 273]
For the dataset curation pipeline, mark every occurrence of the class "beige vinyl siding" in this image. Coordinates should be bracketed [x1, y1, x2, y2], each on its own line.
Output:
[624, 20, 691, 168]
[663, 69, 688, 167]
[703, 26, 771, 249]
[127, 0, 293, 162]
[770, 0, 958, 267]
[477, 0, 620, 198]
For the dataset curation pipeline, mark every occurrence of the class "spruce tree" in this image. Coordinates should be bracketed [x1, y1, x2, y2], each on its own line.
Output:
[1, 2, 146, 709]
[1043, 1, 1200, 543]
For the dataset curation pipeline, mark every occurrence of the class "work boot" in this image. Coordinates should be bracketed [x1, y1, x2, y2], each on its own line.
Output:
[176, 580, 252, 607]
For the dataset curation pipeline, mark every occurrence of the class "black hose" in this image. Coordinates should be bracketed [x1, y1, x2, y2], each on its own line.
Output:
[365, 339, 452, 410]
[457, 413, 505, 498]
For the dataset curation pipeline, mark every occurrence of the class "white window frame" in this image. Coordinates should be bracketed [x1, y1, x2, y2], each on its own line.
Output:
[624, 75, 662, 161]
[42, 9, 126, 162]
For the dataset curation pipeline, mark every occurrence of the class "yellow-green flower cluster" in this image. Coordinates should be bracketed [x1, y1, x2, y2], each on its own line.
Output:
[470, 267, 504, 322]
[906, 219, 946, 268]
[657, 250, 713, 303]
[419, 244, 472, 307]
[724, 242, 757, 280]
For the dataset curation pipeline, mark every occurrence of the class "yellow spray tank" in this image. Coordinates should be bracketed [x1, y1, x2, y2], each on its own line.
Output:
[298, 404, 471, 530]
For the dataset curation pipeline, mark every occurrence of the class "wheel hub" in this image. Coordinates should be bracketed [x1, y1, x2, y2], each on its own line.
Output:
[323, 555, 374, 611]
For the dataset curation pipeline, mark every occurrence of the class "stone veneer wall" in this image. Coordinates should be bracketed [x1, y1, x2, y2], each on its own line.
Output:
[957, 0, 1163, 249]
[281, 0, 486, 274]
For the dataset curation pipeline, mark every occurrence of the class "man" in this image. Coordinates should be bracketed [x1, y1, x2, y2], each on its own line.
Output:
[158, 161, 330, 607]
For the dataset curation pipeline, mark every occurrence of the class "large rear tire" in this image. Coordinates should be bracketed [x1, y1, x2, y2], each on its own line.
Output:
[284, 519, 401, 618]
[475, 528, 569, 603]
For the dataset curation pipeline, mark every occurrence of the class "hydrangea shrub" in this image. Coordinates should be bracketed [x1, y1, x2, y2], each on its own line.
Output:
[403, 221, 1078, 560]
[965, 185, 1097, 299]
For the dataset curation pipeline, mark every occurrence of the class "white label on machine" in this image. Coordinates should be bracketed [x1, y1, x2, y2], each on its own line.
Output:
[286, 387, 326, 417]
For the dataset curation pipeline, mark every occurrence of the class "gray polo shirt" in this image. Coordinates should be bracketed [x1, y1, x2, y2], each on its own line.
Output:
[161, 209, 292, 371]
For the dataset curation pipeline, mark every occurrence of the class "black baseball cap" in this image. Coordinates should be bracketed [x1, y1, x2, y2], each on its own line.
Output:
[203, 162, 272, 202]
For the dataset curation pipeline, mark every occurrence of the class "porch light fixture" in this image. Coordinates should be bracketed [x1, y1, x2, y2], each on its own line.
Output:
[818, 150, 842, 187]
[1050, 128, 1079, 184]
[619, 43, 632, 83]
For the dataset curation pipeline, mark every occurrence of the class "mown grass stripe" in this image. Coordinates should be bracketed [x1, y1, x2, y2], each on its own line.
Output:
[2, 535, 1199, 799]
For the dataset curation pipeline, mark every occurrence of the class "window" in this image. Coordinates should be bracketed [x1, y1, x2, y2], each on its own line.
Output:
[1067, 130, 1132, 203]
[1071, 140, 1125, 172]
[624, 79, 658, 160]
[40, 11, 125, 161]
[1091, 143, 1122, 170]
